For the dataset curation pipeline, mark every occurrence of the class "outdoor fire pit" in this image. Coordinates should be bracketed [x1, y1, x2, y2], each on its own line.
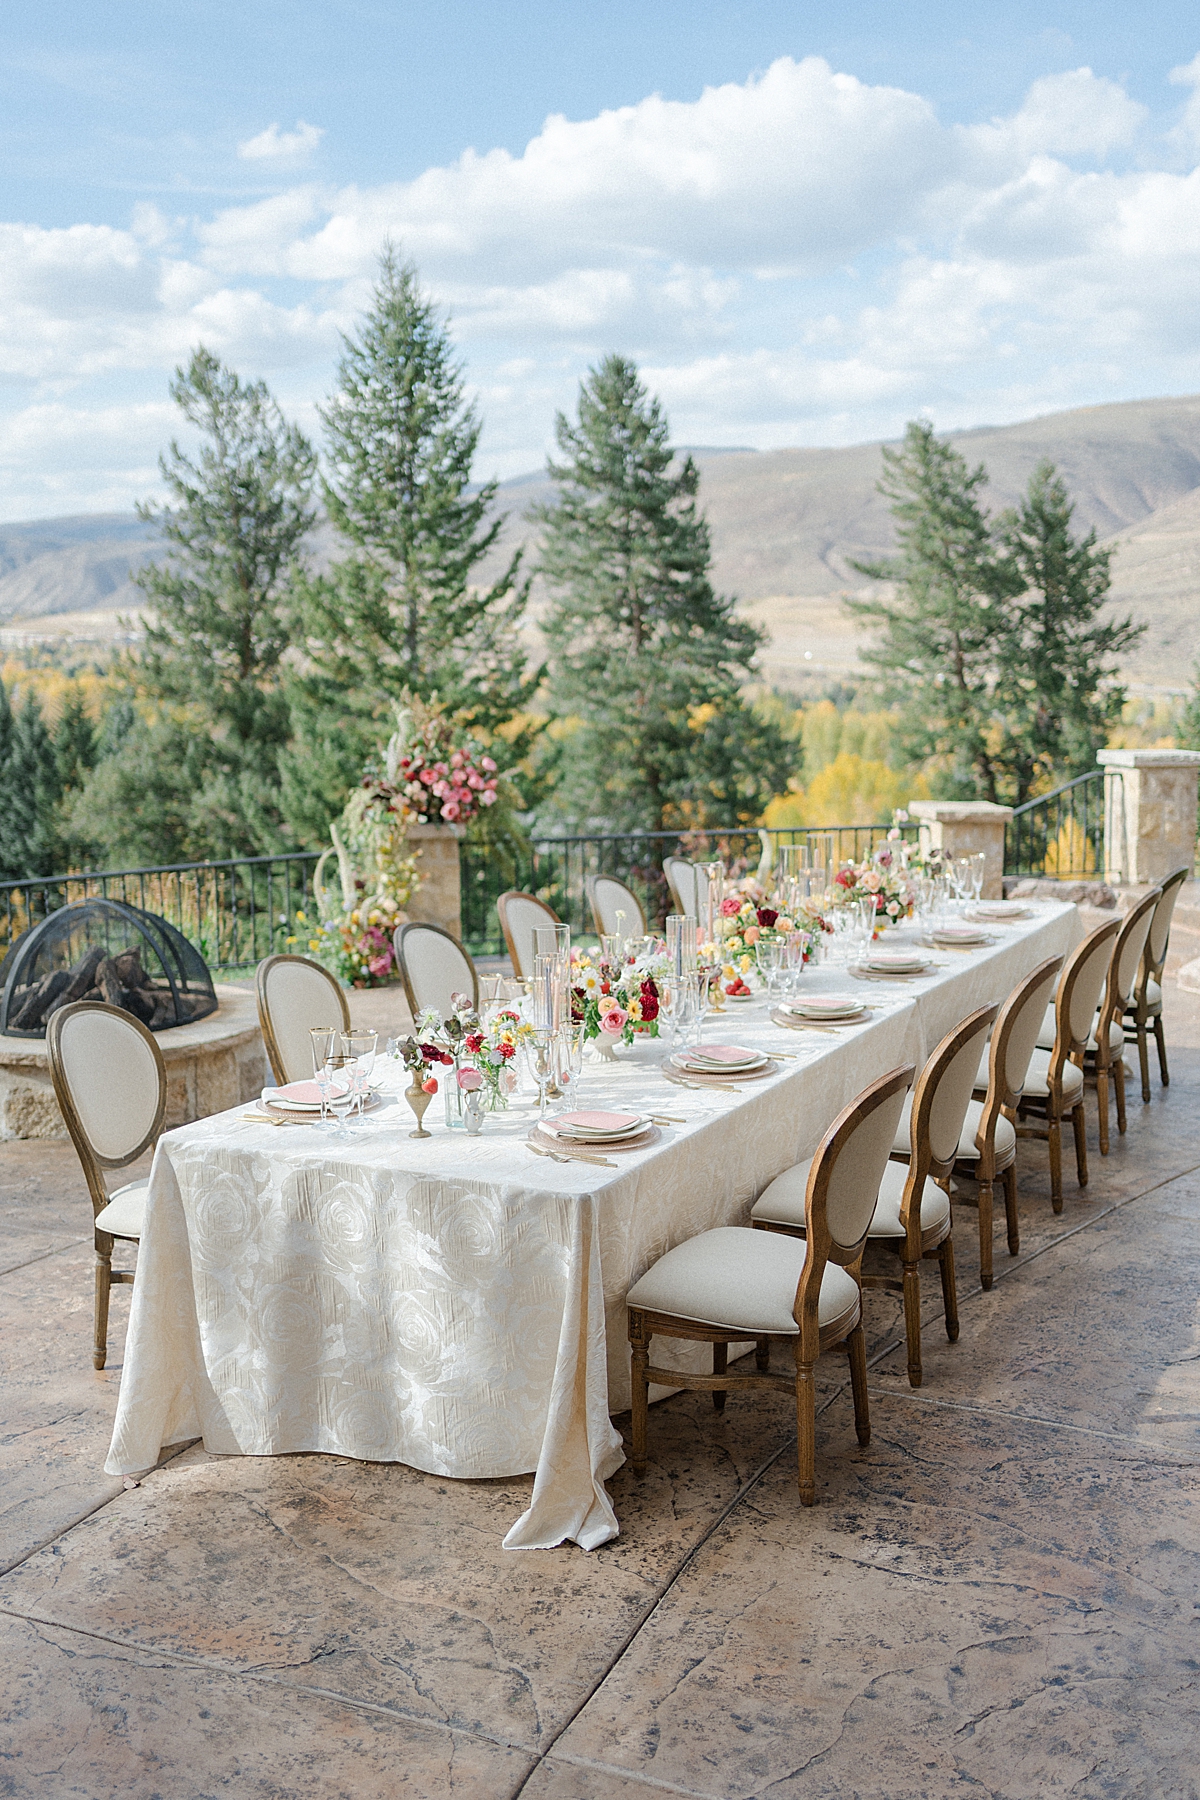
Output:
[0, 898, 218, 1038]
[0, 900, 265, 1138]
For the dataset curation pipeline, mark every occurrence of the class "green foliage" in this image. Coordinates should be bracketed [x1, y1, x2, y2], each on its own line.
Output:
[848, 420, 1024, 802]
[995, 460, 1144, 794]
[535, 354, 790, 831]
[0, 688, 63, 877]
[285, 250, 539, 840]
[1180, 666, 1200, 751]
[75, 346, 317, 864]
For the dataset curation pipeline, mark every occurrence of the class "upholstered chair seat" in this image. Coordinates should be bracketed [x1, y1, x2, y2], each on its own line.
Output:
[627, 1226, 860, 1338]
[752, 1157, 949, 1240]
[1020, 1048, 1085, 1104]
[891, 1093, 1015, 1167]
[93, 1180, 150, 1241]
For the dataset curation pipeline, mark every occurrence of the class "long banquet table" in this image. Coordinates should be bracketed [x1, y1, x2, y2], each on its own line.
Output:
[106, 901, 1081, 1550]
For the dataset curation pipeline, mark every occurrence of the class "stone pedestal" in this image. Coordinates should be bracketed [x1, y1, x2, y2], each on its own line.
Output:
[0, 984, 267, 1141]
[405, 824, 465, 940]
[1098, 749, 1200, 887]
[909, 800, 1013, 900]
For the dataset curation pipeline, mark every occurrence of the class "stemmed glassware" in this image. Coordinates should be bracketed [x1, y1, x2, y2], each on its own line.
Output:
[782, 929, 806, 996]
[310, 1026, 340, 1130]
[970, 853, 986, 906]
[342, 1029, 377, 1117]
[757, 937, 784, 1000]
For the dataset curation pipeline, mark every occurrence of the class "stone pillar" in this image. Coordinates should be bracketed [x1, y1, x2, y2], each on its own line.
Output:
[1097, 749, 1200, 886]
[405, 824, 465, 940]
[909, 801, 1014, 900]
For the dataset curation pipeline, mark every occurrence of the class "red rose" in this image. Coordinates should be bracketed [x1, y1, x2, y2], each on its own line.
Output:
[640, 976, 658, 998]
[757, 907, 778, 927]
[600, 981, 611, 996]
[498, 1041, 515, 1059]
[465, 1032, 483, 1053]
[419, 1042, 442, 1062]
[640, 994, 659, 1022]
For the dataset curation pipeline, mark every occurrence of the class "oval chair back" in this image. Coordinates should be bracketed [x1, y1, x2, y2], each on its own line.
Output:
[395, 921, 479, 1019]
[910, 1004, 999, 1193]
[1100, 887, 1161, 1045]
[663, 857, 699, 918]
[1145, 865, 1190, 976]
[586, 874, 646, 939]
[1057, 917, 1121, 1061]
[1128, 864, 1190, 1099]
[256, 953, 351, 1085]
[982, 955, 1064, 1129]
[48, 1000, 167, 1370]
[797, 1064, 914, 1348]
[496, 890, 561, 982]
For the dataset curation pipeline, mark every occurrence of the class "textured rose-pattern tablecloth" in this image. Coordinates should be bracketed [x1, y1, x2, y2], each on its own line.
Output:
[106, 902, 1081, 1550]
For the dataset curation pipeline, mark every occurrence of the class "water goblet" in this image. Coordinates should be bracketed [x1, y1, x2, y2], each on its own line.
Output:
[756, 937, 784, 1000]
[530, 1030, 555, 1120]
[310, 1025, 340, 1129]
[341, 1029, 377, 1117]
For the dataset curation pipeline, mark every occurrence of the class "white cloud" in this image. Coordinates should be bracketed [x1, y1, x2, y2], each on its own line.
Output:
[237, 120, 325, 162]
[1168, 53, 1200, 159]
[3, 55, 1200, 513]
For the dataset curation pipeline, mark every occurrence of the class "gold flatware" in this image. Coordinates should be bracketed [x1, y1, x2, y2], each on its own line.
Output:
[650, 1114, 687, 1124]
[526, 1140, 615, 1169]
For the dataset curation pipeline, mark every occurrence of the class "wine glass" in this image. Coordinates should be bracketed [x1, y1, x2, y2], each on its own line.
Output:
[757, 937, 784, 1000]
[556, 1020, 587, 1107]
[530, 1030, 554, 1120]
[310, 1025, 340, 1129]
[970, 853, 986, 906]
[341, 1029, 377, 1117]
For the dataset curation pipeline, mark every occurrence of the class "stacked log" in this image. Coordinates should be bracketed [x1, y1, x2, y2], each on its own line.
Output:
[5, 942, 216, 1034]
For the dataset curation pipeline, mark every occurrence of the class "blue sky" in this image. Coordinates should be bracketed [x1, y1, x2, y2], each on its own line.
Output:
[3, 1, 1200, 517]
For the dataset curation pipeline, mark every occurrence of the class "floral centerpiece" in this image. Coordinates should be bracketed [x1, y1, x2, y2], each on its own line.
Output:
[394, 994, 533, 1117]
[715, 880, 828, 990]
[570, 945, 668, 1046]
[301, 905, 403, 988]
[830, 854, 914, 927]
[371, 700, 500, 828]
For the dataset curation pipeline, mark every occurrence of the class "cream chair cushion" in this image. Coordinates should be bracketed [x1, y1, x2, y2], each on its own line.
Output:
[1038, 1005, 1126, 1055]
[54, 1008, 162, 1162]
[94, 1178, 149, 1240]
[626, 1225, 859, 1337]
[1086, 1017, 1126, 1054]
[1021, 1047, 1084, 1102]
[398, 925, 477, 1018]
[261, 959, 347, 1084]
[591, 876, 646, 938]
[1126, 979, 1162, 1018]
[750, 1156, 948, 1239]
[500, 894, 558, 981]
[892, 1094, 1014, 1164]
[1035, 1003, 1056, 1051]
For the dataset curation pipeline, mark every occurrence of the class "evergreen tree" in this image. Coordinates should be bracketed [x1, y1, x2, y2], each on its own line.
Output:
[2, 694, 63, 877]
[54, 688, 97, 794]
[995, 460, 1145, 797]
[285, 250, 537, 842]
[78, 346, 317, 863]
[535, 354, 789, 832]
[848, 421, 1024, 802]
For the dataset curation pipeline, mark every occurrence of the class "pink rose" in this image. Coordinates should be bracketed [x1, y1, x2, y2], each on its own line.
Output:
[441, 799, 461, 821]
[367, 953, 392, 977]
[457, 1067, 483, 1091]
[480, 789, 497, 806]
[420, 768, 437, 785]
[721, 896, 741, 916]
[466, 771, 483, 789]
[599, 1006, 627, 1034]
[450, 751, 464, 768]
[743, 925, 760, 945]
[481, 755, 496, 772]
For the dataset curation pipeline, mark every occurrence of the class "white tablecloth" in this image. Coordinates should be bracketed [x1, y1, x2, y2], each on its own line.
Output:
[106, 902, 1080, 1550]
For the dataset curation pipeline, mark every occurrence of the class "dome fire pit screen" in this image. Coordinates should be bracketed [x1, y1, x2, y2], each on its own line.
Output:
[0, 899, 219, 1038]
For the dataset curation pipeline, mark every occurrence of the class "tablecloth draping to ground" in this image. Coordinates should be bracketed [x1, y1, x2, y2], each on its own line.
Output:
[106, 902, 1080, 1549]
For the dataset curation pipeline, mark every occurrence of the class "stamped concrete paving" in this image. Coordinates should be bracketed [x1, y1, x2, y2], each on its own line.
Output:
[1, 988, 1198, 1797]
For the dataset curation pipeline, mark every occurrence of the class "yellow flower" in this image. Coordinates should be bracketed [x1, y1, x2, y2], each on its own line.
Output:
[739, 954, 753, 974]
[627, 997, 643, 1021]
[350, 910, 360, 925]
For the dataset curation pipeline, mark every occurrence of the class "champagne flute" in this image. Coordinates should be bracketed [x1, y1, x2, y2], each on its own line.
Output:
[341, 1029, 377, 1117]
[310, 1025, 340, 1129]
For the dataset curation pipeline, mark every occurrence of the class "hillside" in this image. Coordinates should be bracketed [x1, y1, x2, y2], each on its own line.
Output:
[2, 394, 1199, 689]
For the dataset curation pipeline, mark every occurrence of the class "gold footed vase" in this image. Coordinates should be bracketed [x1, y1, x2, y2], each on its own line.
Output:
[405, 1076, 434, 1138]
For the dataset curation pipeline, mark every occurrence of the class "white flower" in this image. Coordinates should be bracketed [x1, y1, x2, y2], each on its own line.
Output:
[416, 1007, 442, 1035]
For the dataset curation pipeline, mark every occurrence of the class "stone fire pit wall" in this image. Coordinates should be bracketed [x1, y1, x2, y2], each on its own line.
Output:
[0, 984, 266, 1140]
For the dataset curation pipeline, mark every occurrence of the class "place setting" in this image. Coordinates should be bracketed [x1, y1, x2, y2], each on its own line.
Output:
[770, 993, 873, 1031]
[924, 921, 998, 950]
[528, 1107, 661, 1166]
[662, 1042, 779, 1088]
[848, 944, 938, 982]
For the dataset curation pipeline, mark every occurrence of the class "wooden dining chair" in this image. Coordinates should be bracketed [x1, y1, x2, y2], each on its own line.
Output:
[256, 952, 351, 1084]
[47, 1001, 167, 1370]
[663, 856, 699, 919]
[1125, 865, 1189, 1101]
[752, 1005, 997, 1388]
[913, 955, 1062, 1289]
[496, 890, 561, 982]
[1016, 917, 1120, 1211]
[1088, 885, 1160, 1154]
[395, 921, 479, 1019]
[627, 1064, 913, 1506]
[586, 874, 647, 939]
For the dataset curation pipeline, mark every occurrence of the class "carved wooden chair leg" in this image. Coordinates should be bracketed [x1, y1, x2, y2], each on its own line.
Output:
[977, 1177, 994, 1290]
[1002, 1165, 1019, 1256]
[712, 1341, 728, 1412]
[901, 1257, 922, 1387]
[93, 1244, 112, 1371]
[938, 1236, 959, 1342]
[1114, 1055, 1127, 1136]
[1071, 1100, 1088, 1193]
[794, 1349, 818, 1505]
[1137, 1023, 1151, 1104]
[1096, 1062, 1110, 1155]
[1154, 1016, 1169, 1088]
[847, 1324, 871, 1446]
[755, 1337, 771, 1372]
[1047, 1111, 1063, 1211]
[629, 1318, 650, 1473]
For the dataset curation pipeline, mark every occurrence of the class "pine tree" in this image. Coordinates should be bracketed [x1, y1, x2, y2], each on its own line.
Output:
[848, 421, 1024, 802]
[2, 695, 63, 877]
[284, 250, 537, 842]
[54, 688, 97, 794]
[535, 354, 789, 832]
[79, 346, 317, 863]
[995, 460, 1145, 797]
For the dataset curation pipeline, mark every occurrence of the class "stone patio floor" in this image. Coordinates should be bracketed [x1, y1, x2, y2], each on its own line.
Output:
[2, 983, 1199, 1798]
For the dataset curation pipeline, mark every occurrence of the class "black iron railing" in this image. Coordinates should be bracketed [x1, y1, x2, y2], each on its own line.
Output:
[0, 852, 322, 973]
[1004, 772, 1106, 880]
[461, 823, 909, 958]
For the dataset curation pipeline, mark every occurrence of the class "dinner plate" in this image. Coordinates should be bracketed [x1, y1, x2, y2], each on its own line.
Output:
[681, 1043, 765, 1068]
[932, 927, 991, 946]
[666, 1053, 778, 1082]
[863, 950, 930, 972]
[533, 1121, 658, 1154]
[261, 1078, 351, 1112]
[771, 1004, 869, 1029]
[967, 903, 1032, 922]
[675, 1051, 767, 1074]
[550, 1109, 649, 1142]
[784, 1000, 867, 1020]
